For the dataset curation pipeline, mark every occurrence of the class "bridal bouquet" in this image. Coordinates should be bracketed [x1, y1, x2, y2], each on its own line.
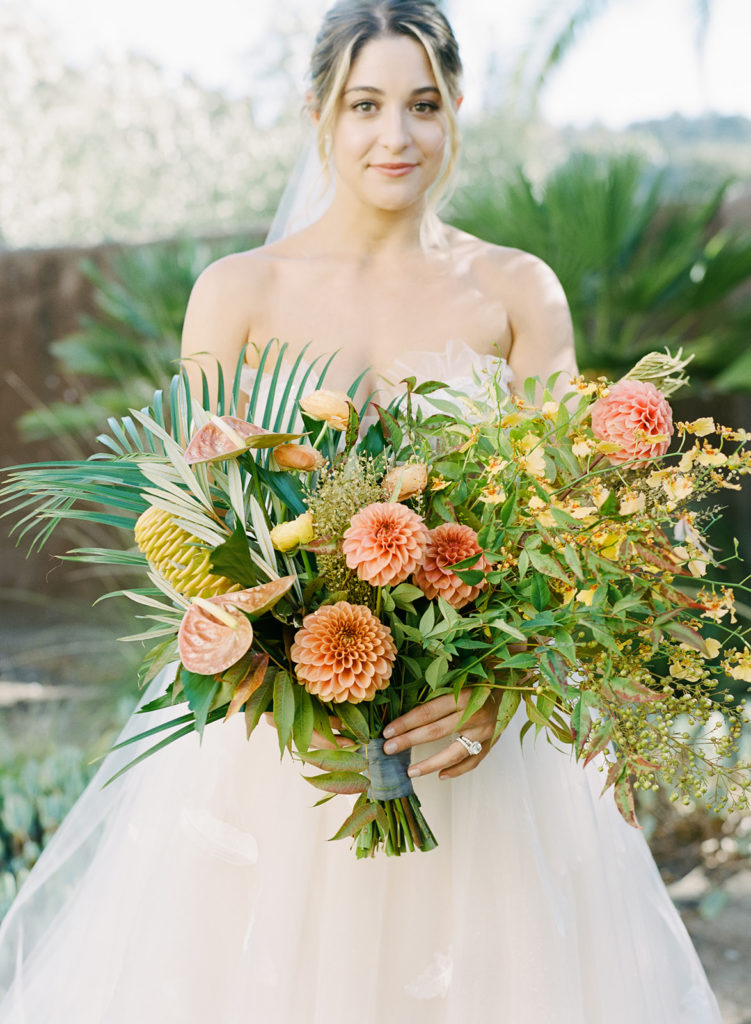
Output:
[3, 342, 751, 857]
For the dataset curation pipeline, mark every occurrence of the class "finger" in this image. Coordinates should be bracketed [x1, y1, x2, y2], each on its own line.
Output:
[407, 738, 473, 778]
[438, 745, 491, 779]
[383, 709, 468, 754]
[384, 692, 470, 737]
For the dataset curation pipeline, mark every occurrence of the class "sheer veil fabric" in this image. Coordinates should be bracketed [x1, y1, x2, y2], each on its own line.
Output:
[0, 133, 722, 1022]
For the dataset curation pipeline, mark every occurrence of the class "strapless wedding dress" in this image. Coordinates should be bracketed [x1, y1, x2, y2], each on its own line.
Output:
[0, 344, 721, 1023]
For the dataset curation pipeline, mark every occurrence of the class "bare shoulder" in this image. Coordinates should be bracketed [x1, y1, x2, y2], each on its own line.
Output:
[443, 226, 577, 392]
[188, 247, 275, 314]
[445, 227, 567, 307]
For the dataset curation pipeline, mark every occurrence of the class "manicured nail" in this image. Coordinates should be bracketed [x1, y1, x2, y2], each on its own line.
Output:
[383, 725, 395, 738]
[407, 766, 420, 778]
[383, 740, 398, 754]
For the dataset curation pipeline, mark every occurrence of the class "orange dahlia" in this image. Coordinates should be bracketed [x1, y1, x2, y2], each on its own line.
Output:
[342, 502, 429, 588]
[290, 602, 396, 703]
[413, 524, 490, 609]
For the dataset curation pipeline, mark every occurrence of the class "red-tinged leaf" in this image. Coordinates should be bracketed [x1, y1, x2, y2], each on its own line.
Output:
[614, 776, 641, 829]
[632, 542, 683, 574]
[663, 622, 710, 654]
[244, 675, 274, 739]
[631, 755, 661, 770]
[539, 649, 570, 696]
[571, 697, 592, 757]
[583, 719, 614, 767]
[601, 761, 625, 796]
[304, 770, 369, 795]
[611, 677, 667, 703]
[225, 652, 269, 721]
[329, 801, 379, 842]
[297, 747, 368, 773]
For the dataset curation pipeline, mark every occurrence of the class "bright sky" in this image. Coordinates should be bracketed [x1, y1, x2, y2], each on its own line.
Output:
[9, 0, 751, 128]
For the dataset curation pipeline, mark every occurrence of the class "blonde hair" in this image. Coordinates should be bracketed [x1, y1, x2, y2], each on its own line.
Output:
[309, 1, 463, 230]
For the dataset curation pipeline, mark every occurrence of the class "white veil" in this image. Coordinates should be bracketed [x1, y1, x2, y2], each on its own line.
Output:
[0, 127, 333, 1015]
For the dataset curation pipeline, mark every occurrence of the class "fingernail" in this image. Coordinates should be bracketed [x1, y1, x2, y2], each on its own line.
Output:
[407, 766, 420, 778]
[383, 740, 398, 754]
[383, 725, 395, 739]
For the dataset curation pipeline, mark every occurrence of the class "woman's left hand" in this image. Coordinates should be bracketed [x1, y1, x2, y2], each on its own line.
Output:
[381, 687, 501, 780]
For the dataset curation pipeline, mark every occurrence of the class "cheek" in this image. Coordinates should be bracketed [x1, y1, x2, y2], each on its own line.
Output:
[417, 121, 449, 161]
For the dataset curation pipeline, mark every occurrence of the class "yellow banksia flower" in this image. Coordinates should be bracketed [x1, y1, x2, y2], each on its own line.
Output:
[134, 506, 241, 599]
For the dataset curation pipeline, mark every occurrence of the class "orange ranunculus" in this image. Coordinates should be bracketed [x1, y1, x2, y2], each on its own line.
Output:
[291, 602, 396, 703]
[590, 380, 673, 466]
[413, 523, 489, 609]
[299, 390, 351, 431]
[342, 502, 429, 588]
[381, 463, 428, 501]
[273, 443, 325, 472]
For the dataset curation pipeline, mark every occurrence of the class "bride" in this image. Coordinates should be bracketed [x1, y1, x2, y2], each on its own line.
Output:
[0, 1, 723, 1021]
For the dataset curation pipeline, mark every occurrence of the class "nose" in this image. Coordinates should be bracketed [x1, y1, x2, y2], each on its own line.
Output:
[379, 105, 411, 153]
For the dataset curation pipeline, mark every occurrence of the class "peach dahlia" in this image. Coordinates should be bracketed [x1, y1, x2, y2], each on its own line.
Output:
[342, 502, 429, 588]
[290, 602, 396, 704]
[413, 523, 490, 609]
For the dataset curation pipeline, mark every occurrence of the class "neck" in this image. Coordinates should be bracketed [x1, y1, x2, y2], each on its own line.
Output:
[315, 184, 433, 261]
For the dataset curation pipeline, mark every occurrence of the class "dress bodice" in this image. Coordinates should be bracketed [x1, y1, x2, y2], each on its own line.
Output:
[239, 340, 513, 425]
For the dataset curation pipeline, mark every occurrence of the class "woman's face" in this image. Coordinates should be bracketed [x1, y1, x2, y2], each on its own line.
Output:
[330, 34, 450, 213]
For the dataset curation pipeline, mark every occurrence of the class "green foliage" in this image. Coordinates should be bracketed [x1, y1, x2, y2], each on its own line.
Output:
[0, 747, 93, 919]
[451, 152, 751, 390]
[17, 237, 257, 444]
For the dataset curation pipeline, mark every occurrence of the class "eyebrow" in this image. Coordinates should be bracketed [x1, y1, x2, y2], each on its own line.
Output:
[343, 85, 441, 97]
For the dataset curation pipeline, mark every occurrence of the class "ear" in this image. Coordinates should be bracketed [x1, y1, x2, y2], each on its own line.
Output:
[305, 89, 321, 126]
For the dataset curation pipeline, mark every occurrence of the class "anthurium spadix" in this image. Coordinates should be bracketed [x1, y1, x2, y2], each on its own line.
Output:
[184, 415, 301, 465]
[177, 577, 295, 673]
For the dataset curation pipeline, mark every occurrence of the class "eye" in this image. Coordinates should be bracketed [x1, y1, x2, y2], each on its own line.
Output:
[352, 100, 377, 113]
[413, 101, 440, 114]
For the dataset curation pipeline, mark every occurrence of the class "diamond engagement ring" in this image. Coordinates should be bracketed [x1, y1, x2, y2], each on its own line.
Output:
[452, 733, 482, 756]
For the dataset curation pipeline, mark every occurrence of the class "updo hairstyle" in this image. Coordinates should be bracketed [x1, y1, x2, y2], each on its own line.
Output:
[309, 0, 463, 212]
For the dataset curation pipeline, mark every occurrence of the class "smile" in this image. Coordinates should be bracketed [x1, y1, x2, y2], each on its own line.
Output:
[370, 163, 417, 177]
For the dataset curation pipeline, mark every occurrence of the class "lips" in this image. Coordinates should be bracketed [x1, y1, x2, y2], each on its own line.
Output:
[370, 163, 417, 176]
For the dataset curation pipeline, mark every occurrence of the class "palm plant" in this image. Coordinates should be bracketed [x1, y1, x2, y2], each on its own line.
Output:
[17, 235, 258, 444]
[450, 151, 751, 390]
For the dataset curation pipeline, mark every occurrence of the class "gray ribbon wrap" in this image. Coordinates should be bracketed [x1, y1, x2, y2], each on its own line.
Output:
[364, 738, 414, 801]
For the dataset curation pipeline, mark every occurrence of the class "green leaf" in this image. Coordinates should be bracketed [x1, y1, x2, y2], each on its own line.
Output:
[529, 574, 551, 612]
[254, 464, 307, 516]
[458, 685, 491, 727]
[208, 521, 257, 586]
[335, 702, 370, 743]
[292, 687, 315, 753]
[244, 675, 274, 739]
[493, 688, 521, 740]
[425, 655, 449, 689]
[374, 405, 403, 451]
[413, 380, 447, 396]
[273, 671, 296, 753]
[297, 747, 368, 772]
[453, 568, 486, 586]
[329, 801, 379, 841]
[304, 771, 369, 795]
[180, 670, 220, 738]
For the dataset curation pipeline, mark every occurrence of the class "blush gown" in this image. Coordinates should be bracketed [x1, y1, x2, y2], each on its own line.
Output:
[0, 343, 722, 1024]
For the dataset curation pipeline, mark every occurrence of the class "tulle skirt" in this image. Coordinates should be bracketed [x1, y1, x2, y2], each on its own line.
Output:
[0, 667, 721, 1023]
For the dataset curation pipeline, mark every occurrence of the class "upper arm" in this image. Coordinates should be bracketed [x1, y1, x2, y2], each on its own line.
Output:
[489, 249, 577, 402]
[180, 253, 265, 409]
